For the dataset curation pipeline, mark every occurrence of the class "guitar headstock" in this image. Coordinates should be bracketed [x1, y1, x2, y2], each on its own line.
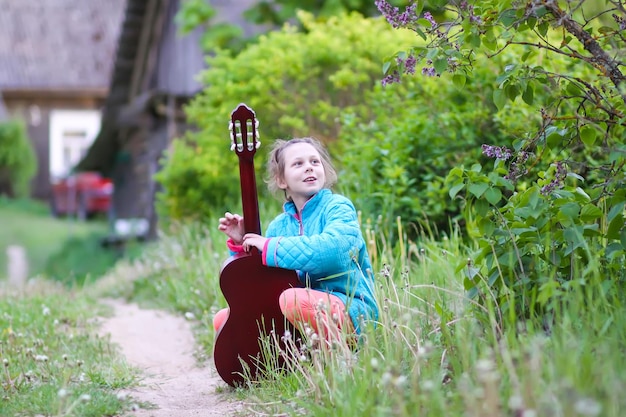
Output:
[229, 104, 260, 156]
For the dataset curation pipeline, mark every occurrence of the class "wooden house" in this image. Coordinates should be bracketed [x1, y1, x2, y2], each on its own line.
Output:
[0, 0, 126, 199]
[76, 0, 261, 239]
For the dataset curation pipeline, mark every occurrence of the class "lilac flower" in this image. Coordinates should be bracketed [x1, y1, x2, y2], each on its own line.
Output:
[423, 12, 437, 29]
[421, 66, 436, 77]
[404, 54, 417, 75]
[540, 161, 568, 195]
[382, 70, 401, 86]
[613, 14, 626, 31]
[482, 144, 513, 160]
[504, 151, 532, 181]
[376, 0, 417, 29]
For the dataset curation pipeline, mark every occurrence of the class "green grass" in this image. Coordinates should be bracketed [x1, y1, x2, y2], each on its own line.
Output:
[2, 197, 623, 416]
[0, 198, 144, 416]
[97, 219, 625, 417]
[0, 197, 110, 281]
[0, 282, 138, 416]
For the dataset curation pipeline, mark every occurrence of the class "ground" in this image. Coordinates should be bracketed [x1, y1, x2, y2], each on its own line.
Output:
[98, 299, 243, 417]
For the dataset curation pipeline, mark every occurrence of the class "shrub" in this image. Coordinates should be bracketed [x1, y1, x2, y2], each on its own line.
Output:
[156, 12, 416, 222]
[377, 0, 626, 317]
[0, 119, 37, 198]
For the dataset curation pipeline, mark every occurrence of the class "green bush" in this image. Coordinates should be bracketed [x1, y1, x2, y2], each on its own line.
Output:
[335, 67, 498, 236]
[156, 12, 416, 222]
[374, 0, 626, 319]
[0, 119, 37, 198]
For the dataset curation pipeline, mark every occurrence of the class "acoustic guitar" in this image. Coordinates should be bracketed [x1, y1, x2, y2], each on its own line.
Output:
[213, 103, 302, 387]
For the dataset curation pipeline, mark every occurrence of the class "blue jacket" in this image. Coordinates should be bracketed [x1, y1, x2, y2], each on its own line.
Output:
[262, 189, 378, 333]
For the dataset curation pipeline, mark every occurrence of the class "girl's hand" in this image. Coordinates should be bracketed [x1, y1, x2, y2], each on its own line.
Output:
[218, 212, 244, 243]
[242, 233, 268, 253]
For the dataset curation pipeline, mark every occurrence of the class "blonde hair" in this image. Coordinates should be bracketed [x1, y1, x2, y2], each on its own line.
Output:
[266, 137, 338, 199]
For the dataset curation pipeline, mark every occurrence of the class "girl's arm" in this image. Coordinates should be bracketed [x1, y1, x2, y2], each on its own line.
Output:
[263, 198, 363, 275]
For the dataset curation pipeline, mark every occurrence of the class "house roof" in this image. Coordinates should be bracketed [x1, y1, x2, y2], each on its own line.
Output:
[0, 0, 126, 91]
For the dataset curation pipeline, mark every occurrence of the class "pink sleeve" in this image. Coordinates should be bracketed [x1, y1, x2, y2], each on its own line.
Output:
[226, 238, 244, 253]
[261, 238, 272, 265]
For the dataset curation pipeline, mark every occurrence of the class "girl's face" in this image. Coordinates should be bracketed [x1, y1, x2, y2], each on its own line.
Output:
[277, 142, 326, 207]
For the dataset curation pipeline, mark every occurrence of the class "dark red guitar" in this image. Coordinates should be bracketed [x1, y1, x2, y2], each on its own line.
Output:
[213, 103, 302, 387]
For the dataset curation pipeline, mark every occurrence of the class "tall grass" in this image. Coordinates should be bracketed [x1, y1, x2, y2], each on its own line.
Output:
[98, 216, 625, 416]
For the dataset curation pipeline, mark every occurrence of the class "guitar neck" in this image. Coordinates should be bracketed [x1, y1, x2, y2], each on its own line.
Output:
[230, 103, 262, 236]
[238, 155, 261, 235]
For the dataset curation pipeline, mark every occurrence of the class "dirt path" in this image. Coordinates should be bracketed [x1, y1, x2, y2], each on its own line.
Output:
[98, 299, 242, 417]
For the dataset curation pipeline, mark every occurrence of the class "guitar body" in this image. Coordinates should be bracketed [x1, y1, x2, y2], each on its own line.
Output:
[213, 104, 302, 387]
[214, 252, 301, 386]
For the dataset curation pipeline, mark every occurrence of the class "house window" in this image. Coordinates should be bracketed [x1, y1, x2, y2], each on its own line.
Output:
[49, 110, 101, 179]
[61, 129, 89, 170]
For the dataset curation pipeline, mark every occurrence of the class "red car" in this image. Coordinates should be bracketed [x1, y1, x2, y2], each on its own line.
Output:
[50, 171, 113, 219]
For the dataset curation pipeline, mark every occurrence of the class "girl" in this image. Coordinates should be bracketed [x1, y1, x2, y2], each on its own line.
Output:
[214, 137, 378, 345]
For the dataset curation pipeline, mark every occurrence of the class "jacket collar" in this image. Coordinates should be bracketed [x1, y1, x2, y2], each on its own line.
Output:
[283, 189, 331, 217]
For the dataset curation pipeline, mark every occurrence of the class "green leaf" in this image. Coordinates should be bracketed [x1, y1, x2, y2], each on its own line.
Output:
[580, 204, 603, 222]
[559, 202, 581, 219]
[449, 182, 465, 199]
[546, 131, 563, 149]
[505, 83, 520, 101]
[566, 81, 582, 96]
[478, 217, 495, 236]
[563, 226, 585, 255]
[608, 201, 626, 222]
[485, 187, 502, 205]
[414, 27, 427, 41]
[580, 126, 598, 147]
[469, 182, 489, 198]
[474, 199, 490, 216]
[434, 58, 448, 74]
[499, 9, 517, 26]
[483, 36, 497, 51]
[606, 242, 623, 259]
[522, 84, 534, 105]
[521, 49, 535, 62]
[382, 60, 391, 75]
[493, 89, 506, 110]
[598, 26, 615, 35]
[468, 33, 481, 48]
[471, 164, 482, 173]
[607, 213, 624, 240]
[417, 18, 433, 28]
[453, 74, 466, 89]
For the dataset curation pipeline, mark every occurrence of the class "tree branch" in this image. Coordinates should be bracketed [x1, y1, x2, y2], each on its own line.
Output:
[541, 0, 626, 103]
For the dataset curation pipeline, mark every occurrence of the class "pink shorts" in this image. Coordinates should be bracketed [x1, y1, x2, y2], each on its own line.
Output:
[213, 287, 352, 338]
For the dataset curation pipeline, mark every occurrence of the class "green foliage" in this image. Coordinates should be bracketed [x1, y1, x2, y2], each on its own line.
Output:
[0, 119, 37, 198]
[447, 162, 625, 317]
[379, 0, 626, 314]
[176, 0, 245, 51]
[244, 0, 412, 26]
[156, 12, 416, 222]
[336, 49, 527, 237]
[175, 0, 413, 53]
[107, 218, 626, 416]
